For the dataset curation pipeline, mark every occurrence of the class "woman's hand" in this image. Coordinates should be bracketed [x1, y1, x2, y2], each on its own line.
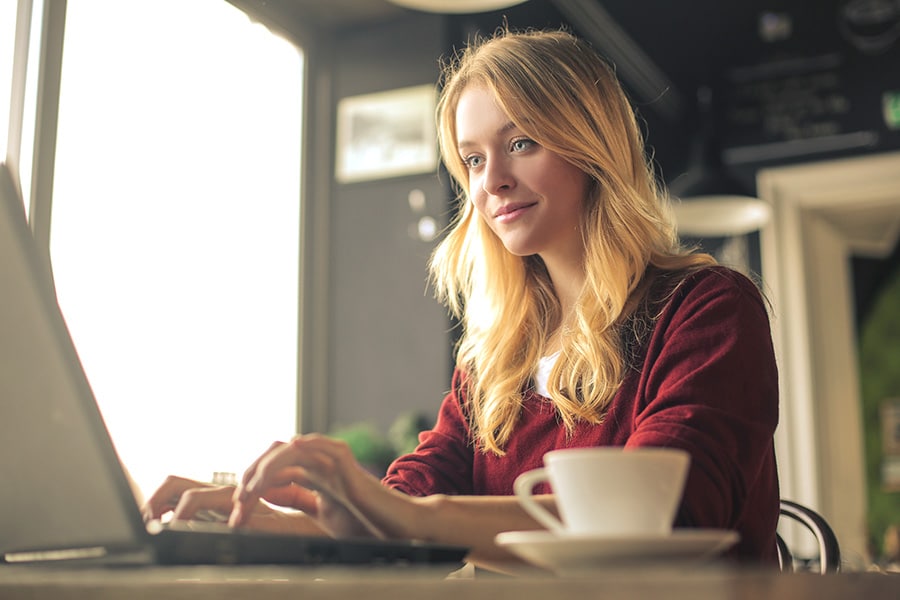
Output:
[141, 473, 328, 536]
[218, 434, 557, 571]
[142, 475, 225, 523]
[229, 434, 413, 539]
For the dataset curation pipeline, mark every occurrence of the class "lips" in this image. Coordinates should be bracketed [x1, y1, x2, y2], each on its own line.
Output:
[494, 201, 537, 219]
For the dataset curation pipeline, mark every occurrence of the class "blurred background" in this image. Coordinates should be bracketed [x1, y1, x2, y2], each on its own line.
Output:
[3, 0, 898, 569]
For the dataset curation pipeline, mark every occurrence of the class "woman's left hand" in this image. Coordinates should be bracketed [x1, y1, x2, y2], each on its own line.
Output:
[229, 434, 401, 539]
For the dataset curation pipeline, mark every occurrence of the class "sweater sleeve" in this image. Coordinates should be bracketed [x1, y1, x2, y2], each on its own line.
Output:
[624, 268, 779, 556]
[382, 369, 475, 496]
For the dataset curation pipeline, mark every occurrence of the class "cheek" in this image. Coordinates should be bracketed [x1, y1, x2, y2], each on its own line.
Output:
[557, 172, 591, 216]
[469, 190, 489, 220]
[469, 193, 501, 237]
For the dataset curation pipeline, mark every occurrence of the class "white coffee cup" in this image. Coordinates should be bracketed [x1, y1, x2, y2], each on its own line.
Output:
[513, 447, 690, 537]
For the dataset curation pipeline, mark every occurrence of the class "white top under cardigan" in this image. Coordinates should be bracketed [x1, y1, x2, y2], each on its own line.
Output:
[534, 351, 560, 398]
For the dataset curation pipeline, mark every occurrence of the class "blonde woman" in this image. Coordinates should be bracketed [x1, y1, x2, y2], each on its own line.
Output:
[146, 28, 779, 568]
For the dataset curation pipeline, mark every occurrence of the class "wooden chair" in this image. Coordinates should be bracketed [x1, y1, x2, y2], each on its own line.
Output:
[776, 499, 841, 574]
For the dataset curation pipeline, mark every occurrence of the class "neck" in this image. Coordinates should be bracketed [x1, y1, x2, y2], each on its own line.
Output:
[541, 252, 586, 355]
[543, 255, 585, 318]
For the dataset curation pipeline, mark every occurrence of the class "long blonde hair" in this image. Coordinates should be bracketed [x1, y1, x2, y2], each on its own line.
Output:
[429, 28, 715, 455]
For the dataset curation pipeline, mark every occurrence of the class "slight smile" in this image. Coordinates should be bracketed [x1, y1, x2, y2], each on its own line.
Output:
[494, 201, 537, 223]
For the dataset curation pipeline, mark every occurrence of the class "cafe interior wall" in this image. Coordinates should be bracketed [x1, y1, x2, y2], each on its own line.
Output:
[233, 0, 900, 564]
[325, 14, 453, 441]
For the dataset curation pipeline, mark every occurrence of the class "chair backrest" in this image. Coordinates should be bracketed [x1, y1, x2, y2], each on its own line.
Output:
[776, 499, 841, 574]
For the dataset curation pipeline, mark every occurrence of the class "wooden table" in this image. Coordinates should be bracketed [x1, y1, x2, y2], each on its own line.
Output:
[1, 563, 899, 600]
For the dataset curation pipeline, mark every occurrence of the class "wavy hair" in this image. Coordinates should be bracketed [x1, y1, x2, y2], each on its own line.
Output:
[429, 28, 715, 455]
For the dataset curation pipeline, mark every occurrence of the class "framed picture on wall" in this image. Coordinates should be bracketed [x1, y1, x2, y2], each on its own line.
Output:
[335, 84, 438, 183]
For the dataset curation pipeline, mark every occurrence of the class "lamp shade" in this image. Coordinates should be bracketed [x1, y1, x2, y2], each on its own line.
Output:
[386, 0, 528, 13]
[668, 85, 772, 237]
[671, 196, 772, 237]
[668, 159, 771, 237]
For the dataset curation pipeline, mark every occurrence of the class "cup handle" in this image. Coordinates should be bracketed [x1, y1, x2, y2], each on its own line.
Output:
[513, 468, 566, 534]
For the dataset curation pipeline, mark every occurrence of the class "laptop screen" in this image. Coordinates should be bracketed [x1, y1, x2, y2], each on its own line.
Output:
[0, 162, 148, 559]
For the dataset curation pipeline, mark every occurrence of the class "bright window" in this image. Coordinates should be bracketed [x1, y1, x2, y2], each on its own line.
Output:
[50, 0, 303, 500]
[0, 0, 15, 160]
[2, 0, 40, 214]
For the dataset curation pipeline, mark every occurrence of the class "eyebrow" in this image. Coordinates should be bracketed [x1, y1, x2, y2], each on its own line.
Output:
[457, 120, 520, 152]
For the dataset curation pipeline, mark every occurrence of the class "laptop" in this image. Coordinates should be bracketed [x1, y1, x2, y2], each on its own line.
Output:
[0, 162, 466, 567]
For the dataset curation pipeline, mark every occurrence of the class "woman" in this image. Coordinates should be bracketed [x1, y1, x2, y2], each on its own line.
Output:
[145, 28, 779, 567]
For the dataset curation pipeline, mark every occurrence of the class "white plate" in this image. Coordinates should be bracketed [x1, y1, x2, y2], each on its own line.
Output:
[495, 529, 739, 575]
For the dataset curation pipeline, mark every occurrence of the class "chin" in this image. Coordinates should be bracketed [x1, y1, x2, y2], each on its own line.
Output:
[499, 238, 539, 257]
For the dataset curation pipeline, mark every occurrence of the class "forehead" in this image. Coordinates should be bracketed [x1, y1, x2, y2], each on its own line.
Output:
[454, 86, 517, 146]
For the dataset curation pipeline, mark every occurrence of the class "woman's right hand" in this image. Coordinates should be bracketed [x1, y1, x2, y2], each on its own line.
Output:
[141, 474, 327, 536]
[142, 475, 232, 523]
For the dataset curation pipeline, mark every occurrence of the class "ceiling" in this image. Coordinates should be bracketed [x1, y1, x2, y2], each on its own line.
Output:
[267, 0, 407, 29]
[235, 0, 880, 120]
[234, 0, 900, 171]
[234, 0, 899, 177]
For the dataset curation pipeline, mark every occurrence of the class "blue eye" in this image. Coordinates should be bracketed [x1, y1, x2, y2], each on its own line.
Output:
[463, 155, 484, 169]
[511, 138, 535, 152]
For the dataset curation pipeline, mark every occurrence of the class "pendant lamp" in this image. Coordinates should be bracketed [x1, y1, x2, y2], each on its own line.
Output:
[669, 86, 771, 237]
[385, 0, 528, 14]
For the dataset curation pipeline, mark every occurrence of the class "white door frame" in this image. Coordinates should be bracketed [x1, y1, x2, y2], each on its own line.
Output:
[757, 150, 900, 564]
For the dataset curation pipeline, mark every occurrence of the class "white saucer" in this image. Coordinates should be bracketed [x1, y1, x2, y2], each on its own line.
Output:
[495, 529, 739, 574]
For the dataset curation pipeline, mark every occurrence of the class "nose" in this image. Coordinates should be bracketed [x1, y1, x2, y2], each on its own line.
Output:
[482, 156, 515, 195]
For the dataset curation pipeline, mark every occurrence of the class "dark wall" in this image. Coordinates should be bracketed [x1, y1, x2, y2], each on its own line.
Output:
[323, 13, 453, 436]
[717, 1, 900, 173]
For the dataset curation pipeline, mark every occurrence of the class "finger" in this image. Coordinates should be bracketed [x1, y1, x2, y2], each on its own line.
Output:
[239, 440, 287, 490]
[235, 436, 388, 538]
[265, 465, 316, 489]
[142, 475, 209, 521]
[171, 485, 235, 521]
[231, 453, 306, 527]
[231, 438, 343, 527]
[262, 484, 320, 515]
[231, 465, 319, 527]
[242, 435, 350, 500]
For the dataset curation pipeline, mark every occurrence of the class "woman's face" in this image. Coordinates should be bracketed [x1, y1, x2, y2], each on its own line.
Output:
[455, 85, 590, 265]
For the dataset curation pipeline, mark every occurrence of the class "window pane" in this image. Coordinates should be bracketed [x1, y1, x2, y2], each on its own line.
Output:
[1, 0, 40, 212]
[50, 0, 303, 499]
[0, 0, 15, 160]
